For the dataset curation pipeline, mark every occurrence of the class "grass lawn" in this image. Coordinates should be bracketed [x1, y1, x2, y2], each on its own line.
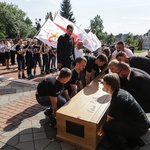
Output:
[134, 49, 147, 53]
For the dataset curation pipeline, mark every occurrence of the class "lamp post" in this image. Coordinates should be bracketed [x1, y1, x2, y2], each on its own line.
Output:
[35, 18, 41, 30]
[17, 30, 20, 39]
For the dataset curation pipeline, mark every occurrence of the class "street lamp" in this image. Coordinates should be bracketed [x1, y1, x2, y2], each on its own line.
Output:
[35, 18, 41, 30]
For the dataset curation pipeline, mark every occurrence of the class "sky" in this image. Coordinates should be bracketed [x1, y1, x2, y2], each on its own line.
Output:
[1, 0, 150, 35]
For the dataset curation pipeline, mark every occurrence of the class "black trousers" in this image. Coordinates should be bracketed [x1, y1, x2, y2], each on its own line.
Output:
[42, 57, 49, 72]
[26, 59, 33, 75]
[0, 53, 5, 64]
[10, 51, 15, 64]
[102, 119, 148, 149]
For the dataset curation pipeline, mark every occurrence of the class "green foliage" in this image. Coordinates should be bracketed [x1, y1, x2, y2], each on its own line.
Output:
[90, 15, 104, 35]
[90, 15, 114, 44]
[125, 33, 134, 46]
[60, 0, 76, 23]
[45, 12, 53, 21]
[133, 40, 139, 50]
[0, 2, 33, 39]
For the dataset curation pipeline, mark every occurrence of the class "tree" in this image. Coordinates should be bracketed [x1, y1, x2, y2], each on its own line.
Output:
[45, 12, 53, 21]
[90, 14, 104, 38]
[60, 0, 76, 23]
[125, 33, 134, 46]
[0, 2, 33, 39]
[105, 33, 115, 44]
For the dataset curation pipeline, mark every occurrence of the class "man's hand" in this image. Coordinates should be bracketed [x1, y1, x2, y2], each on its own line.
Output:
[57, 63, 62, 69]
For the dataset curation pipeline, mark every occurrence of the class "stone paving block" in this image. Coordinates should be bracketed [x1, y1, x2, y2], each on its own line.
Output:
[44, 141, 61, 150]
[60, 142, 76, 150]
[18, 120, 32, 128]
[31, 120, 40, 126]
[33, 125, 45, 133]
[2, 145, 19, 150]
[15, 141, 34, 150]
[1, 135, 19, 146]
[20, 134, 33, 142]
[33, 131, 47, 140]
[20, 128, 33, 135]
[0, 141, 6, 149]
[34, 139, 51, 150]
[2, 128, 20, 137]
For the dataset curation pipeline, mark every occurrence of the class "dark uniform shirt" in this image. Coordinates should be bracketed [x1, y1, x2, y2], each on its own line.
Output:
[37, 76, 65, 97]
[24, 45, 33, 59]
[33, 45, 40, 58]
[84, 55, 99, 73]
[16, 44, 24, 60]
[57, 33, 74, 68]
[109, 89, 150, 127]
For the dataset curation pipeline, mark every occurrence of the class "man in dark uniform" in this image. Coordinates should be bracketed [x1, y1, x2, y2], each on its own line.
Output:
[99, 73, 150, 150]
[35, 68, 72, 126]
[116, 51, 150, 75]
[117, 62, 150, 113]
[57, 24, 75, 69]
[68, 56, 87, 96]
[84, 54, 108, 85]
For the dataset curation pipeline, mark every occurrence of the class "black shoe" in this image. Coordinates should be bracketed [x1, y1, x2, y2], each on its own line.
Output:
[18, 74, 21, 79]
[22, 74, 27, 79]
[44, 107, 52, 116]
[46, 71, 50, 74]
[49, 115, 56, 127]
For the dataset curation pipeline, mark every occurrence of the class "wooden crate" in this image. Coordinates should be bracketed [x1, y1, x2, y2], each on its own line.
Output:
[56, 76, 111, 150]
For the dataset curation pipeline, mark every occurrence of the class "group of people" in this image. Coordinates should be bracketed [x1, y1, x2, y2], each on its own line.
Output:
[36, 24, 150, 150]
[0, 40, 16, 69]
[0, 39, 57, 79]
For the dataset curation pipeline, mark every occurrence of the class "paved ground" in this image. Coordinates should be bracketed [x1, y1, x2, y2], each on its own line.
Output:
[0, 51, 150, 150]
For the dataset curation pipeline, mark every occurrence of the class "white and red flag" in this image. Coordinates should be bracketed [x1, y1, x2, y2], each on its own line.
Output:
[36, 19, 65, 48]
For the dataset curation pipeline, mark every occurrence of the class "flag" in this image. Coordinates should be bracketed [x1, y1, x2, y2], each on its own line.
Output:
[88, 31, 101, 51]
[54, 14, 99, 52]
[54, 14, 78, 42]
[36, 19, 65, 48]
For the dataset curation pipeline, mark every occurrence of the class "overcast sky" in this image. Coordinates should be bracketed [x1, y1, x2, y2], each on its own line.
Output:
[1, 0, 150, 35]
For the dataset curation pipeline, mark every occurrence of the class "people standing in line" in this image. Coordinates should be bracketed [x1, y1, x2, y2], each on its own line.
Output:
[0, 40, 5, 66]
[111, 41, 133, 60]
[24, 40, 34, 79]
[116, 62, 150, 113]
[57, 24, 75, 69]
[16, 38, 28, 79]
[98, 73, 150, 150]
[10, 40, 16, 65]
[33, 39, 42, 75]
[36, 67, 72, 126]
[4, 41, 11, 69]
[40, 43, 50, 75]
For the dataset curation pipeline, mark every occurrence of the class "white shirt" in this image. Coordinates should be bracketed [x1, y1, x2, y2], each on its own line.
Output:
[74, 47, 84, 59]
[111, 48, 133, 60]
[0, 44, 5, 53]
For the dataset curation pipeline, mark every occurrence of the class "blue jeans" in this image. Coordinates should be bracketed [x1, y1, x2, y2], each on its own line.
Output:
[36, 95, 66, 109]
[17, 58, 25, 70]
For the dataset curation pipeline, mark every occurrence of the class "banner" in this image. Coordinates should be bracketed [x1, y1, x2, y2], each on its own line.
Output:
[88, 31, 101, 51]
[36, 19, 65, 48]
